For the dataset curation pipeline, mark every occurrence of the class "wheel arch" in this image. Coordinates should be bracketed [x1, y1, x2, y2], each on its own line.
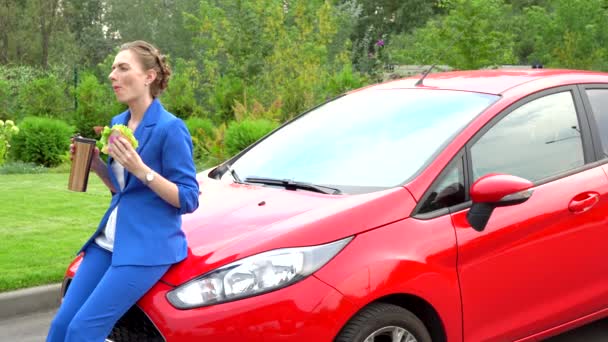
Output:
[335, 294, 447, 342]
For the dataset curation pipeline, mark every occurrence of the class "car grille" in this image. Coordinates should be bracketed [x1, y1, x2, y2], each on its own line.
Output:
[63, 277, 165, 342]
[107, 305, 165, 342]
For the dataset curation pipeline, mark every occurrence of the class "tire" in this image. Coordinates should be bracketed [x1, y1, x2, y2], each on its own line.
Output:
[335, 303, 432, 342]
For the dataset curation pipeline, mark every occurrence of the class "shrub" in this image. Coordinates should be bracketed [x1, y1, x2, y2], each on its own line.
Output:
[233, 97, 283, 122]
[10, 117, 74, 167]
[18, 75, 70, 119]
[185, 117, 218, 166]
[0, 120, 20, 165]
[209, 76, 245, 123]
[0, 65, 49, 120]
[186, 117, 216, 142]
[224, 119, 278, 157]
[0, 79, 10, 120]
[324, 64, 368, 98]
[0, 161, 47, 175]
[163, 59, 203, 120]
[72, 73, 124, 138]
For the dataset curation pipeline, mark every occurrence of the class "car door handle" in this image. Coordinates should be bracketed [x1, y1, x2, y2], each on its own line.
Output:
[568, 192, 600, 213]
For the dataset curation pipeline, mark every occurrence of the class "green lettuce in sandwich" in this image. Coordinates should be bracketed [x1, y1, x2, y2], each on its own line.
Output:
[99, 124, 139, 154]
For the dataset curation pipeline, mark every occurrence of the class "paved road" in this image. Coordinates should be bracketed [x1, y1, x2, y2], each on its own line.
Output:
[1, 309, 606, 341]
[0, 310, 57, 342]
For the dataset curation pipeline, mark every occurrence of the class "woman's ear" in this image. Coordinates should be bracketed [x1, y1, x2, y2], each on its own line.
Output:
[145, 69, 158, 85]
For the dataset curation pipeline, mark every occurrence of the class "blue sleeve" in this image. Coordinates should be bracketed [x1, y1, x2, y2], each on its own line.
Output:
[161, 119, 200, 214]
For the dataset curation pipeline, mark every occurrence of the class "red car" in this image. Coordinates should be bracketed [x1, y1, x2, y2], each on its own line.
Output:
[61, 69, 608, 341]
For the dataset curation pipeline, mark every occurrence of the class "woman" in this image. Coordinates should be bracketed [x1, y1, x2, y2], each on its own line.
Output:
[47, 41, 199, 342]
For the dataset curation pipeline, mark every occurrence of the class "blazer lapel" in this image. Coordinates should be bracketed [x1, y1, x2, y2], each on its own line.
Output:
[104, 111, 129, 193]
[123, 99, 162, 189]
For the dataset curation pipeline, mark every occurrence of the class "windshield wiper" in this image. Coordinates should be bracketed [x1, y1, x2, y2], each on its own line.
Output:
[221, 163, 242, 183]
[244, 176, 341, 195]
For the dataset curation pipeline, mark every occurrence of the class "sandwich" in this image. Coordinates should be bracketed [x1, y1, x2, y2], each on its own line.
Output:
[99, 124, 139, 154]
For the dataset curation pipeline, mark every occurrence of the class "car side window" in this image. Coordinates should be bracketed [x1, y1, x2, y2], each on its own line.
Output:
[471, 91, 584, 182]
[418, 161, 465, 214]
[586, 89, 608, 157]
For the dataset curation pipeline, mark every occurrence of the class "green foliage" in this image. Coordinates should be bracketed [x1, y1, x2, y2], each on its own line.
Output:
[186, 117, 216, 141]
[163, 59, 204, 120]
[517, 0, 608, 70]
[324, 64, 369, 98]
[224, 119, 278, 157]
[0, 161, 47, 175]
[386, 0, 517, 70]
[209, 76, 246, 123]
[188, 0, 368, 122]
[95, 49, 120, 82]
[72, 73, 122, 138]
[0, 120, 20, 165]
[18, 74, 70, 119]
[233, 97, 283, 122]
[348, 0, 438, 74]
[185, 117, 218, 165]
[104, 0, 199, 62]
[6, 0, 608, 179]
[0, 65, 50, 120]
[10, 117, 74, 167]
[64, 0, 113, 66]
[0, 80, 10, 120]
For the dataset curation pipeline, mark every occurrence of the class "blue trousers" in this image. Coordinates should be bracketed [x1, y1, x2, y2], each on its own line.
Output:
[46, 243, 170, 342]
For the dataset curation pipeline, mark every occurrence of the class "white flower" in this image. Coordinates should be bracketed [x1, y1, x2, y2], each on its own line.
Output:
[0, 120, 4, 127]
[11, 126, 19, 134]
[5, 120, 14, 127]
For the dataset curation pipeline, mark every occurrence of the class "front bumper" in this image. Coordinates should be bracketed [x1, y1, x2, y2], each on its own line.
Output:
[129, 275, 355, 341]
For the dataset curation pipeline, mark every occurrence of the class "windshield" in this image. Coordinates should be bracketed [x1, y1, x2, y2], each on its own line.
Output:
[230, 89, 498, 193]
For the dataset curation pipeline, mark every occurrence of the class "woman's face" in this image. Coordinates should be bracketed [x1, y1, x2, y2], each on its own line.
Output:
[108, 49, 152, 104]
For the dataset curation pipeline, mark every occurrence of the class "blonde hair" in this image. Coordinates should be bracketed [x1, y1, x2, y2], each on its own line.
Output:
[120, 40, 172, 97]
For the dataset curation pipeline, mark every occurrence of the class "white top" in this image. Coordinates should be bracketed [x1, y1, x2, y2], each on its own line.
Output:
[95, 160, 125, 251]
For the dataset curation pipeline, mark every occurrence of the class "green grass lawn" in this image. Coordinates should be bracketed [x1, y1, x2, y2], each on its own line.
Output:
[0, 173, 110, 292]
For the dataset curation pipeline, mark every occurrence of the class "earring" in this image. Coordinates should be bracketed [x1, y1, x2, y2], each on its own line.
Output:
[144, 82, 149, 86]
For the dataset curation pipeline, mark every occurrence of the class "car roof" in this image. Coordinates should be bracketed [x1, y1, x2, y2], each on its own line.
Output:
[369, 69, 608, 95]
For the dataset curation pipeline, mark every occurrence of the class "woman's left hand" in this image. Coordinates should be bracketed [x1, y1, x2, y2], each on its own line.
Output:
[108, 136, 146, 175]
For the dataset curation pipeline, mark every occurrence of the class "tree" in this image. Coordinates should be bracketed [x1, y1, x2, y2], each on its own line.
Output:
[37, 0, 61, 68]
[0, 0, 18, 63]
[386, 0, 517, 70]
[63, 0, 112, 66]
[345, 0, 439, 73]
[517, 0, 608, 70]
[0, 0, 36, 65]
[104, 0, 199, 61]
[187, 0, 362, 121]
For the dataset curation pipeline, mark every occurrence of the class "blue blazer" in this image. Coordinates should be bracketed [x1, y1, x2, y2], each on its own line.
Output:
[78, 99, 199, 266]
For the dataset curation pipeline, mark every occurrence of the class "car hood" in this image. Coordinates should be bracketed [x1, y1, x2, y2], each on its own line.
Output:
[161, 176, 416, 285]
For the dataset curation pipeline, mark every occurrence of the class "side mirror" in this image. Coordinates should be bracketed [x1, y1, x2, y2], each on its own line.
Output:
[467, 174, 534, 232]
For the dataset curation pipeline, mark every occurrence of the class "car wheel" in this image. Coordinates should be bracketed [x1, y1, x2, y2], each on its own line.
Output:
[336, 303, 432, 342]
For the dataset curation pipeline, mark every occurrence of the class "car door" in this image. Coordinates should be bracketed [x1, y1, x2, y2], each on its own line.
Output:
[581, 85, 608, 178]
[451, 87, 608, 341]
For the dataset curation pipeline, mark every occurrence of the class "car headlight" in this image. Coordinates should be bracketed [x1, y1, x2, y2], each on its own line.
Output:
[166, 236, 352, 309]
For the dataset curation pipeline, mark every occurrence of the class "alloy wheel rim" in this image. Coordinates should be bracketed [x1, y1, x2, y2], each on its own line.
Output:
[363, 326, 417, 342]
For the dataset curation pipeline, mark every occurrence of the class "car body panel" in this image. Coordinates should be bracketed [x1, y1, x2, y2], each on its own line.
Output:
[453, 166, 608, 341]
[139, 275, 356, 341]
[161, 178, 416, 285]
[314, 214, 462, 341]
[371, 69, 608, 95]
